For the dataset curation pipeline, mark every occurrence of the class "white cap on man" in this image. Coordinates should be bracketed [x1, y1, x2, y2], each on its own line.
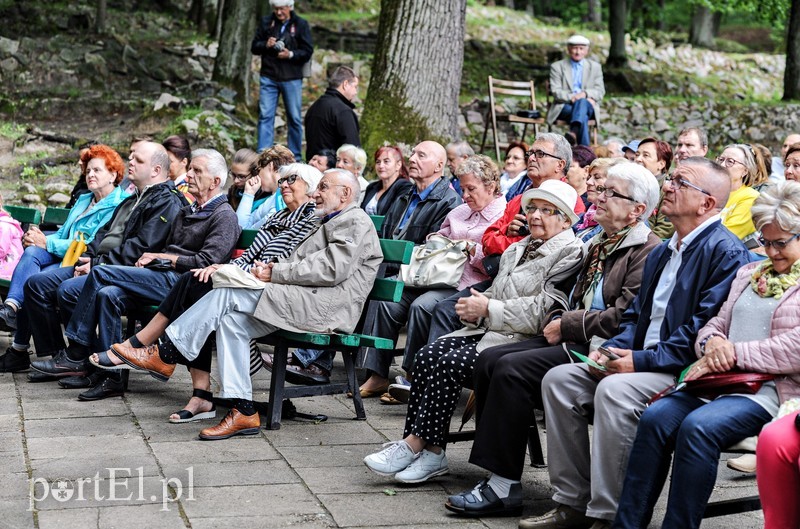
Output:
[567, 35, 591, 46]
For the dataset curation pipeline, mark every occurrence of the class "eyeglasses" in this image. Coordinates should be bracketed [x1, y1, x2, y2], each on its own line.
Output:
[277, 174, 298, 186]
[524, 204, 563, 216]
[664, 175, 712, 196]
[317, 181, 348, 192]
[595, 185, 636, 202]
[525, 149, 562, 162]
[230, 171, 250, 181]
[715, 156, 746, 169]
[758, 233, 800, 249]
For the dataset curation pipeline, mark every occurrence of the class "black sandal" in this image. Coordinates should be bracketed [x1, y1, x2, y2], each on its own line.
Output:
[89, 350, 132, 371]
[168, 388, 217, 424]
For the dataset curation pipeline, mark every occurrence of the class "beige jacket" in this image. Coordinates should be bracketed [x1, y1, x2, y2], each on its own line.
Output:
[546, 58, 605, 127]
[447, 228, 585, 352]
[252, 203, 382, 334]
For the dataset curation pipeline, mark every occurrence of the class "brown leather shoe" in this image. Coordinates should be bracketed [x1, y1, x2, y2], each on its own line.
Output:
[111, 342, 175, 382]
[199, 409, 261, 440]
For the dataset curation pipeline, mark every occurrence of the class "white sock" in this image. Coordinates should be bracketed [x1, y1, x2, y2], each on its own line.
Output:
[487, 473, 520, 499]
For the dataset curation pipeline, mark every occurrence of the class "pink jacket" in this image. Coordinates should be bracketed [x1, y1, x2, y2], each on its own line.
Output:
[437, 196, 507, 291]
[0, 212, 23, 280]
[695, 261, 800, 404]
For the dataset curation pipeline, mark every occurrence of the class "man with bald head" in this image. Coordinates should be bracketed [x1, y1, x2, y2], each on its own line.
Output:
[113, 168, 383, 440]
[524, 157, 755, 529]
[771, 133, 800, 181]
[21, 141, 187, 388]
[381, 140, 461, 244]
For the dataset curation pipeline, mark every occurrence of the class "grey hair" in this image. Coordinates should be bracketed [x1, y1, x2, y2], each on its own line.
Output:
[603, 137, 626, 147]
[279, 162, 322, 197]
[588, 156, 628, 174]
[535, 132, 573, 174]
[232, 148, 258, 167]
[269, 0, 294, 7]
[446, 141, 474, 158]
[324, 168, 360, 204]
[192, 148, 228, 188]
[751, 181, 800, 233]
[679, 127, 708, 147]
[606, 162, 661, 221]
[329, 66, 357, 89]
[455, 154, 501, 196]
[336, 144, 367, 176]
[723, 143, 759, 187]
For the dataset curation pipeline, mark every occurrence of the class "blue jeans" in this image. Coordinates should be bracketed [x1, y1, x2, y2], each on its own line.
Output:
[24, 267, 87, 356]
[258, 75, 303, 159]
[558, 98, 595, 146]
[64, 265, 180, 357]
[7, 246, 60, 307]
[613, 391, 772, 529]
[293, 348, 334, 372]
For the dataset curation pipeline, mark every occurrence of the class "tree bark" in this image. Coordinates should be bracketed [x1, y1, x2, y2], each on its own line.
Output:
[96, 0, 107, 33]
[588, 0, 601, 24]
[785, 0, 800, 100]
[689, 5, 716, 48]
[212, 0, 257, 103]
[607, 0, 627, 68]
[362, 0, 466, 154]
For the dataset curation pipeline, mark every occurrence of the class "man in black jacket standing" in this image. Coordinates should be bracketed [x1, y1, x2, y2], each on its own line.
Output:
[304, 66, 360, 160]
[251, 0, 313, 159]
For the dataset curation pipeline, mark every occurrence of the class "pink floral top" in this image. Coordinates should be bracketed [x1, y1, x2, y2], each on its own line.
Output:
[0, 211, 23, 280]
[437, 195, 507, 290]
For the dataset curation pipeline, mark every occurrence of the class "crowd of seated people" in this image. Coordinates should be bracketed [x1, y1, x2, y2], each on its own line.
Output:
[1, 122, 800, 529]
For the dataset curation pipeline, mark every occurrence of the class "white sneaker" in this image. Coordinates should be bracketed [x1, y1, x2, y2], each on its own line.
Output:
[394, 449, 449, 483]
[364, 441, 418, 476]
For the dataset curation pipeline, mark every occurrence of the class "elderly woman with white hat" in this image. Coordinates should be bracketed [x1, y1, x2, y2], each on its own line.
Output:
[363, 180, 585, 484]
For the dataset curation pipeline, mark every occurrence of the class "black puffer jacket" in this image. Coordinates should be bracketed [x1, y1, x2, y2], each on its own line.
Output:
[87, 181, 187, 267]
[251, 11, 313, 82]
[304, 88, 361, 159]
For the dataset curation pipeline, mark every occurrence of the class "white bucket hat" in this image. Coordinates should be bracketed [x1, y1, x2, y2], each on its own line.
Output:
[521, 180, 580, 225]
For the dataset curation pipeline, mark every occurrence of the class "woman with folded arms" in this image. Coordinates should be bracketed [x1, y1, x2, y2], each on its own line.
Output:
[614, 181, 800, 529]
[93, 163, 322, 422]
[363, 180, 583, 484]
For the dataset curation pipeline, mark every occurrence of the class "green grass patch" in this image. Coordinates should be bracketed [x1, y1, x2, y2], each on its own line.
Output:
[0, 121, 26, 141]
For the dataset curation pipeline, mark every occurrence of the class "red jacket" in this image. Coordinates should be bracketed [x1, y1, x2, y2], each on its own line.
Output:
[481, 193, 585, 256]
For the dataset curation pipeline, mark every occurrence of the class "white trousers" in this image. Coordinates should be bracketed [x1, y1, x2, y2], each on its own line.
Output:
[166, 287, 277, 400]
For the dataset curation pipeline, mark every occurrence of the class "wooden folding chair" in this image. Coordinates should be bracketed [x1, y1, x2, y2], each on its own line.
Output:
[480, 76, 544, 161]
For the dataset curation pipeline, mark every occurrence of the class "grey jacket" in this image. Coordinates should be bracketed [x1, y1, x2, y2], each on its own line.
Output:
[447, 228, 585, 352]
[546, 58, 605, 127]
[252, 203, 382, 334]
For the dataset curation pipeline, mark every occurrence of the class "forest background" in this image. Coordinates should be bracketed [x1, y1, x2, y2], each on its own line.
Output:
[0, 0, 797, 207]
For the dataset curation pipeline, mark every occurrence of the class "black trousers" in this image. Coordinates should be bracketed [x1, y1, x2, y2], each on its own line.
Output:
[157, 271, 214, 373]
[468, 336, 589, 480]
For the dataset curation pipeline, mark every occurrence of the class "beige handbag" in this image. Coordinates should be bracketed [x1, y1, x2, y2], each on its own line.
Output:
[399, 234, 469, 289]
[211, 263, 268, 290]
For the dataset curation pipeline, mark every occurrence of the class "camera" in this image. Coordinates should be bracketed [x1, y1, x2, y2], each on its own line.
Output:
[273, 39, 286, 52]
[518, 224, 530, 236]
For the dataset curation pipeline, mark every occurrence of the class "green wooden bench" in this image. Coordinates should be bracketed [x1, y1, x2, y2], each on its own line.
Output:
[42, 206, 71, 227]
[369, 214, 384, 232]
[255, 237, 414, 429]
[6, 205, 41, 228]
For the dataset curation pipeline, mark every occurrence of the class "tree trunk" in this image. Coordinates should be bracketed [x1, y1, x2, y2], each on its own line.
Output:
[607, 0, 627, 68]
[212, 0, 257, 103]
[361, 0, 466, 154]
[214, 0, 225, 41]
[587, 0, 601, 24]
[785, 0, 800, 100]
[96, 0, 107, 33]
[689, 5, 716, 48]
[189, 0, 205, 29]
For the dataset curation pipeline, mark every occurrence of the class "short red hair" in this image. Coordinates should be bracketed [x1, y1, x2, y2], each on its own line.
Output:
[374, 145, 409, 180]
[80, 144, 125, 185]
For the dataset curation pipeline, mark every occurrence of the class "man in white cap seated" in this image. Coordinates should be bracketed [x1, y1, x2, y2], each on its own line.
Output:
[546, 35, 605, 147]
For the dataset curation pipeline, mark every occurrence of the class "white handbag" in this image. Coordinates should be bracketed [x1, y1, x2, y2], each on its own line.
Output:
[399, 234, 469, 289]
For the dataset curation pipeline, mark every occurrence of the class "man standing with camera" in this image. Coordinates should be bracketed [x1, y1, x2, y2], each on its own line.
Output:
[251, 0, 313, 159]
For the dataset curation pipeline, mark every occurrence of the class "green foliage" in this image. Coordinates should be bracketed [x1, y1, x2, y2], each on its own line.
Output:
[361, 84, 435, 160]
[0, 121, 26, 141]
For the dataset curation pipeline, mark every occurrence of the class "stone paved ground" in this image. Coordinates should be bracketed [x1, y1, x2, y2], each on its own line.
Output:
[0, 339, 764, 529]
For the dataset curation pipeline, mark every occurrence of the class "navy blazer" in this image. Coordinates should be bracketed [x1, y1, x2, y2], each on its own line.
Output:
[604, 220, 756, 375]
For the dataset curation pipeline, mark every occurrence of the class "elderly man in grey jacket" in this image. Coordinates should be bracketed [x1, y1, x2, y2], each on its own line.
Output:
[109, 168, 383, 440]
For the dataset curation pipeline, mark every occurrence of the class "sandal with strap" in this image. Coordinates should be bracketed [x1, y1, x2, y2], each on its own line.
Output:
[169, 388, 217, 424]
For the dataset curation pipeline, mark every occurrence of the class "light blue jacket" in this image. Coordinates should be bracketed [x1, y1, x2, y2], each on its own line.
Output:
[45, 186, 129, 257]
